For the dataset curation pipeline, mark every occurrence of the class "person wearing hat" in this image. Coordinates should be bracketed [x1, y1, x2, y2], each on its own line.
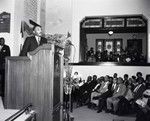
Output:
[20, 25, 47, 56]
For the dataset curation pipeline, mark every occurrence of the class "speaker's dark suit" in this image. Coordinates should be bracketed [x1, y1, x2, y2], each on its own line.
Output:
[20, 36, 47, 56]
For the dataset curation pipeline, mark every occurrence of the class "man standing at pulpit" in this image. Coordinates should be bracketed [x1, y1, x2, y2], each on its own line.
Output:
[20, 25, 47, 56]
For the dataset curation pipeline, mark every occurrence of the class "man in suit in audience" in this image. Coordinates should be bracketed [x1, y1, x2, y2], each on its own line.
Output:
[133, 77, 146, 101]
[20, 25, 47, 56]
[78, 76, 93, 105]
[96, 75, 113, 113]
[106, 77, 126, 114]
[90, 75, 109, 108]
[131, 77, 146, 113]
[0, 37, 11, 96]
[87, 75, 98, 108]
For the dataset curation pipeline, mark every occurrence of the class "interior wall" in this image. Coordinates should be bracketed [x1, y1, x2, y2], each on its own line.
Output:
[13, 0, 25, 56]
[45, 0, 72, 35]
[0, 0, 15, 56]
[86, 33, 147, 56]
[39, 0, 46, 33]
[72, 65, 150, 81]
[72, 0, 150, 62]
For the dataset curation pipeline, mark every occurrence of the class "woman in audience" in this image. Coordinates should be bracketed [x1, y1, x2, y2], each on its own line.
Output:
[71, 71, 82, 106]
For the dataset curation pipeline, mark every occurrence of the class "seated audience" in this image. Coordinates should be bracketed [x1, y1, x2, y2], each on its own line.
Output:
[79, 75, 97, 106]
[86, 47, 95, 62]
[65, 71, 150, 117]
[117, 81, 134, 115]
[96, 76, 113, 113]
[106, 77, 126, 114]
[111, 77, 118, 93]
[90, 75, 110, 109]
[135, 89, 150, 121]
[95, 50, 101, 62]
[131, 77, 146, 113]
[86, 47, 146, 63]
[133, 77, 146, 101]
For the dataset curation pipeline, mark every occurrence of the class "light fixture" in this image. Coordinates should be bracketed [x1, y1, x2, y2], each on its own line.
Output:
[108, 31, 113, 36]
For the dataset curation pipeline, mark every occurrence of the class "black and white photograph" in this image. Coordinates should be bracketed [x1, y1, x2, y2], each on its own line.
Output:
[0, 0, 150, 121]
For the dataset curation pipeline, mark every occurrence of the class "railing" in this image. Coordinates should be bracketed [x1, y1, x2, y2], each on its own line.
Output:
[5, 103, 35, 121]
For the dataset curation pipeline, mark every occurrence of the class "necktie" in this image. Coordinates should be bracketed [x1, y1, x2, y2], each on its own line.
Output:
[112, 83, 116, 91]
[116, 85, 120, 92]
[134, 85, 141, 93]
[38, 37, 41, 45]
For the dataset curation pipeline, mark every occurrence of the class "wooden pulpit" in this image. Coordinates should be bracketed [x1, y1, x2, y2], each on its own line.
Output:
[4, 44, 64, 121]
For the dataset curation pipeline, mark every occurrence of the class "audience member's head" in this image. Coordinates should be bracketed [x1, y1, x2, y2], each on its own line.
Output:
[127, 82, 132, 89]
[99, 76, 104, 82]
[136, 72, 142, 78]
[97, 77, 102, 84]
[104, 75, 110, 82]
[132, 75, 136, 80]
[138, 77, 144, 84]
[124, 74, 129, 80]
[113, 77, 118, 84]
[109, 77, 113, 83]
[117, 77, 124, 84]
[92, 75, 97, 80]
[82, 79, 85, 84]
[87, 76, 92, 83]
[113, 73, 118, 78]
[74, 71, 78, 75]
[146, 74, 150, 81]
[128, 78, 133, 85]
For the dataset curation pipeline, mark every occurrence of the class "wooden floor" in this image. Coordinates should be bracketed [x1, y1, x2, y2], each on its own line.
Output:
[72, 106, 136, 121]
